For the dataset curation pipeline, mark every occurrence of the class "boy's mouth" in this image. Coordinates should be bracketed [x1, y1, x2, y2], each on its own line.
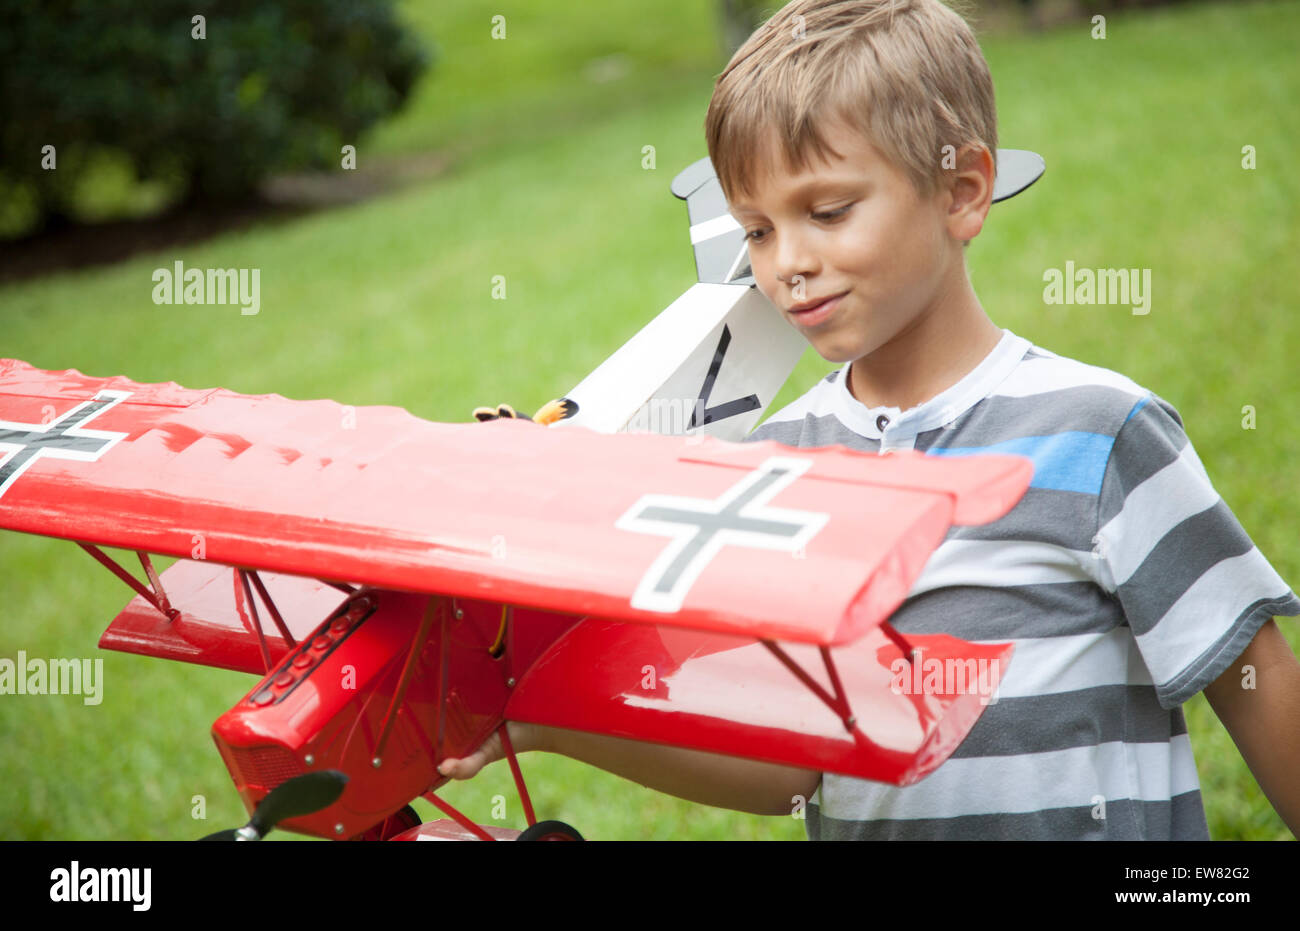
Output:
[788, 291, 847, 326]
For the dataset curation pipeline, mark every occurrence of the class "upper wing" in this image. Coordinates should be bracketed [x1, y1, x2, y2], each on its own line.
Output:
[0, 359, 1031, 646]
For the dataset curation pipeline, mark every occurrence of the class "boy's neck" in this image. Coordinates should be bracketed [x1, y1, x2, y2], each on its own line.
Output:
[846, 277, 1001, 414]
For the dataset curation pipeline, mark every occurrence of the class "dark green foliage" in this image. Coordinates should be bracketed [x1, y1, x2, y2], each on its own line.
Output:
[719, 0, 772, 57]
[0, 0, 429, 232]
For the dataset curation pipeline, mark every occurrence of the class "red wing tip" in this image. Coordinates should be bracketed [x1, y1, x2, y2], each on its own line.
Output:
[0, 358, 433, 417]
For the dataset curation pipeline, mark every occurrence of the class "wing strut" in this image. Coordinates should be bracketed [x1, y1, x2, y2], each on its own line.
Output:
[246, 570, 297, 648]
[422, 789, 495, 841]
[878, 622, 914, 660]
[78, 544, 178, 621]
[373, 596, 440, 765]
[761, 628, 914, 736]
[498, 723, 537, 828]
[236, 569, 273, 673]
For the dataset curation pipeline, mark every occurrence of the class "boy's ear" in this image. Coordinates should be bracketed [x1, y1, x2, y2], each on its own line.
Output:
[945, 144, 995, 243]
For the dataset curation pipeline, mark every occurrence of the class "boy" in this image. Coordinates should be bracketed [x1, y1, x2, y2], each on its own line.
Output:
[442, 0, 1300, 839]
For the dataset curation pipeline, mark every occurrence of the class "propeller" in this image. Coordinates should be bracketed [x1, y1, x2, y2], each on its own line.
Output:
[200, 770, 348, 841]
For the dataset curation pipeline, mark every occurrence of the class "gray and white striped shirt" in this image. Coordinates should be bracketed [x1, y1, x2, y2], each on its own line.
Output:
[745, 328, 1300, 839]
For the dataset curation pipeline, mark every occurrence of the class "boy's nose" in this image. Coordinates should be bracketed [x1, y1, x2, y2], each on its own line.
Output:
[773, 233, 819, 287]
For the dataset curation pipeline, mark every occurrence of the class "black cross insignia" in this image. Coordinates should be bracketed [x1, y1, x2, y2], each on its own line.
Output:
[0, 390, 130, 500]
[616, 456, 827, 612]
[687, 324, 760, 429]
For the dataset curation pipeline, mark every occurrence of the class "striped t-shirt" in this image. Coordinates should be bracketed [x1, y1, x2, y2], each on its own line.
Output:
[744, 327, 1300, 840]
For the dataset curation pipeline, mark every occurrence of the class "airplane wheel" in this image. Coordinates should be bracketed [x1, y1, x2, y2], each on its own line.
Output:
[517, 820, 583, 841]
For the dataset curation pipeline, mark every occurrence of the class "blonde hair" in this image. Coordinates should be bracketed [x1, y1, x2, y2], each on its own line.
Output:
[705, 0, 997, 204]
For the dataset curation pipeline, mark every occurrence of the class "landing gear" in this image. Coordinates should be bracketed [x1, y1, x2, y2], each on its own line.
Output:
[350, 804, 421, 841]
[517, 820, 583, 842]
[422, 723, 583, 841]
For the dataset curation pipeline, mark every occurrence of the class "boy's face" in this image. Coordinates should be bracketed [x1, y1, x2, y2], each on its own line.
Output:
[729, 119, 971, 365]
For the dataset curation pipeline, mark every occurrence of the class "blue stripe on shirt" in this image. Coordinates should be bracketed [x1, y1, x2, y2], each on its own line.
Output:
[926, 431, 1115, 495]
[1123, 396, 1149, 424]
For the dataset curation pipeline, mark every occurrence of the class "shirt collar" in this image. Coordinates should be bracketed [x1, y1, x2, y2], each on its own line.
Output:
[831, 327, 1031, 440]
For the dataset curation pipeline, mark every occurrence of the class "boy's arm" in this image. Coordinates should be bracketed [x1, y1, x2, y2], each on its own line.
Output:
[1201, 618, 1300, 837]
[439, 722, 822, 817]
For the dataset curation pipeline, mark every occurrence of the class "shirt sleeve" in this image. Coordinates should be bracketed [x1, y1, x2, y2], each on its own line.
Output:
[1094, 392, 1300, 709]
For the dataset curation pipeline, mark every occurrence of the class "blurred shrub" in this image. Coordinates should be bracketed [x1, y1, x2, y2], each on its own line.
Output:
[0, 0, 429, 235]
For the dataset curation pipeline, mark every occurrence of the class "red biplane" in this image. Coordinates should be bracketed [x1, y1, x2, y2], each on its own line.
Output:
[0, 153, 1044, 841]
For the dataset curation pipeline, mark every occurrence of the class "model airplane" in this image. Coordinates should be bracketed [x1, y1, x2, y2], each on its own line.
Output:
[0, 152, 1044, 841]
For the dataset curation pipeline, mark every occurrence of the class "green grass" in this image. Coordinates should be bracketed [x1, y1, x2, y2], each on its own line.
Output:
[371, 0, 725, 159]
[2, 0, 1299, 840]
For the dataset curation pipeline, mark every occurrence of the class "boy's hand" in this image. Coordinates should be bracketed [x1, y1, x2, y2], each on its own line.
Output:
[471, 398, 577, 425]
[438, 721, 546, 780]
[472, 402, 527, 422]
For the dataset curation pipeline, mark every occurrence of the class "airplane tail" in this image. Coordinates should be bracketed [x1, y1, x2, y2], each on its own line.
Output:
[553, 150, 1045, 442]
[671, 157, 753, 286]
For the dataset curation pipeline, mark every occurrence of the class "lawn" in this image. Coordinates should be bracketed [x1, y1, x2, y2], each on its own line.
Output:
[1, 0, 1297, 840]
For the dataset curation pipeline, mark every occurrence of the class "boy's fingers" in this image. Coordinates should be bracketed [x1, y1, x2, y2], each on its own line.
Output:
[438, 753, 485, 779]
[438, 733, 504, 779]
[472, 403, 524, 422]
[437, 756, 469, 779]
[471, 399, 577, 424]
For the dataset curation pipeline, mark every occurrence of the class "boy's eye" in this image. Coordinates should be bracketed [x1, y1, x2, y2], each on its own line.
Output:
[812, 203, 853, 221]
[743, 203, 853, 243]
